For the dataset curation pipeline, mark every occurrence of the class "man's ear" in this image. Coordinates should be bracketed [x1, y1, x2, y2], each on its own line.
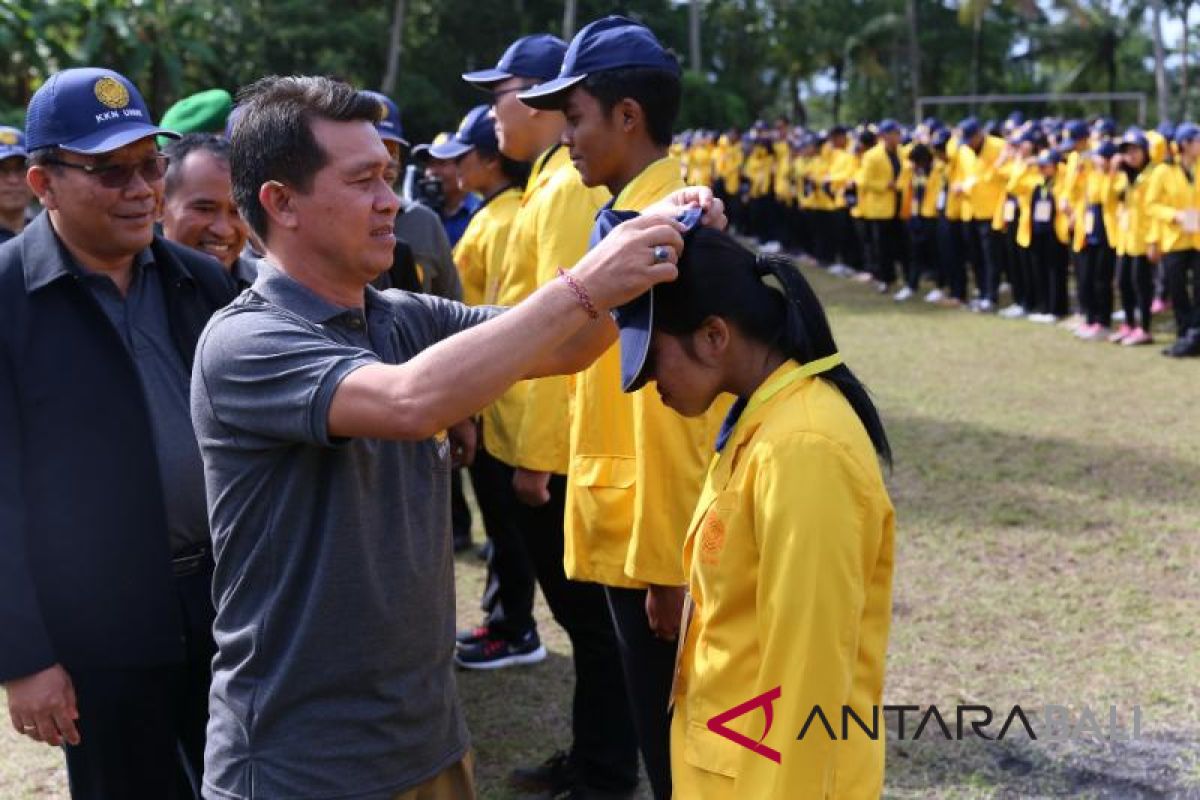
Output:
[617, 98, 642, 134]
[26, 166, 57, 210]
[259, 180, 298, 233]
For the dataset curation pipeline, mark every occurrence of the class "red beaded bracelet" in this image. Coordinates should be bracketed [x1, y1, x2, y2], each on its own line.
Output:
[557, 268, 599, 320]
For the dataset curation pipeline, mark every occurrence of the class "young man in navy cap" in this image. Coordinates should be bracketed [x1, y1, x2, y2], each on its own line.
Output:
[464, 32, 644, 799]
[518, 16, 731, 800]
[0, 126, 32, 241]
[0, 67, 236, 799]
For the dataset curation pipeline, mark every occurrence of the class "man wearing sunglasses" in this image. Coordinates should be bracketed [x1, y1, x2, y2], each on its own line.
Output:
[0, 67, 236, 799]
[0, 126, 33, 242]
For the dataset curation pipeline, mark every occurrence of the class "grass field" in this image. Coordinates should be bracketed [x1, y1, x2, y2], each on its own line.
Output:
[2, 264, 1198, 799]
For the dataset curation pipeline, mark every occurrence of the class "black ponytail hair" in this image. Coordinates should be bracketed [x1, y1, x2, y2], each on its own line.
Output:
[654, 227, 892, 466]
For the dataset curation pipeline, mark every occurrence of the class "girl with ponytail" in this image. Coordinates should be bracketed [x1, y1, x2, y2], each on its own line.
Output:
[615, 226, 895, 798]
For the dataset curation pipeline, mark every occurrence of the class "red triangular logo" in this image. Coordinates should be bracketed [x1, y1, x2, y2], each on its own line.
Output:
[706, 685, 783, 763]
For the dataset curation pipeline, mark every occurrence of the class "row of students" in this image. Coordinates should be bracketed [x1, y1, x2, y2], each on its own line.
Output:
[445, 17, 896, 800]
[676, 115, 1200, 358]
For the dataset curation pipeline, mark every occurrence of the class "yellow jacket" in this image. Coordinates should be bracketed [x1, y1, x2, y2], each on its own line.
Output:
[670, 361, 895, 800]
[715, 137, 744, 196]
[1114, 167, 1155, 257]
[944, 139, 972, 221]
[856, 143, 903, 220]
[1145, 160, 1200, 254]
[453, 186, 522, 307]
[826, 146, 858, 211]
[773, 140, 793, 202]
[745, 146, 774, 199]
[565, 156, 730, 588]
[487, 146, 608, 469]
[688, 144, 715, 188]
[965, 135, 1006, 221]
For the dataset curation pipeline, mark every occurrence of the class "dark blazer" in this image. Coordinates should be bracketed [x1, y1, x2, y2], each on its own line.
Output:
[0, 212, 236, 681]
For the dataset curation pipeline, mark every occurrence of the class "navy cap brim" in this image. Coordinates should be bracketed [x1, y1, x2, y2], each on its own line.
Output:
[428, 139, 472, 160]
[0, 147, 28, 160]
[517, 74, 586, 110]
[614, 289, 654, 393]
[377, 131, 411, 147]
[462, 68, 513, 88]
[58, 123, 178, 155]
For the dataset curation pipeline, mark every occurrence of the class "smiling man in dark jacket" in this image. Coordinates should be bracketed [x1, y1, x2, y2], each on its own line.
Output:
[0, 67, 235, 799]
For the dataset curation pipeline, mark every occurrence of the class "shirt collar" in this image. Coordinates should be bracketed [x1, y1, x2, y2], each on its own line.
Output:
[22, 211, 157, 293]
[611, 155, 684, 211]
[250, 260, 382, 326]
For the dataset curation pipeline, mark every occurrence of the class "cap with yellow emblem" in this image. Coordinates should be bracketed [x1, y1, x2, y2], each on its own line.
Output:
[24, 67, 178, 154]
[0, 126, 27, 160]
[360, 90, 410, 147]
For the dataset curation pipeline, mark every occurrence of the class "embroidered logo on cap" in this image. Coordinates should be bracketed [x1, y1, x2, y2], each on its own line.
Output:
[376, 100, 390, 125]
[94, 77, 130, 110]
[0, 130, 16, 145]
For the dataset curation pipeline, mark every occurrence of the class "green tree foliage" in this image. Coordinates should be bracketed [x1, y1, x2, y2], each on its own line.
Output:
[0, 0, 1188, 138]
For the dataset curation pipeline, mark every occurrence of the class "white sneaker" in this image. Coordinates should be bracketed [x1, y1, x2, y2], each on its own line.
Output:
[830, 263, 853, 277]
[999, 304, 1026, 319]
[924, 289, 945, 303]
[894, 287, 914, 302]
[1027, 313, 1056, 324]
[761, 240, 782, 254]
[875, 281, 890, 294]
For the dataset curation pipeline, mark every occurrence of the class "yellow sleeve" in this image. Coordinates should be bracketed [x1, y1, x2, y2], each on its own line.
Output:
[1145, 166, 1179, 226]
[731, 435, 892, 799]
[513, 180, 603, 473]
[858, 152, 891, 194]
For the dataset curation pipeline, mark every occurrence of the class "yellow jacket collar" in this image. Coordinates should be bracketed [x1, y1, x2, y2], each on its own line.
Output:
[612, 155, 684, 211]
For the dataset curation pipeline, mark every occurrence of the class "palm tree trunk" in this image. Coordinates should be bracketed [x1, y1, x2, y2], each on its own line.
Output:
[969, 8, 983, 112]
[381, 0, 406, 95]
[689, 0, 702, 73]
[907, 0, 922, 122]
[563, 0, 577, 40]
[1149, 0, 1170, 123]
[833, 59, 844, 124]
[1182, 1, 1193, 118]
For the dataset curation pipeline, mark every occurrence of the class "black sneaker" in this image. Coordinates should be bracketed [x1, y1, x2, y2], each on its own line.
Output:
[509, 749, 574, 794]
[454, 629, 546, 670]
[455, 623, 490, 647]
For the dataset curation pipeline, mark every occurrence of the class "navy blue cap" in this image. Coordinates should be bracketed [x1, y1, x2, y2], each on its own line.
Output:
[1156, 120, 1176, 140]
[0, 126, 27, 160]
[361, 90, 409, 147]
[25, 67, 177, 154]
[1091, 140, 1118, 159]
[518, 16, 679, 110]
[463, 34, 568, 87]
[1118, 128, 1149, 152]
[958, 117, 981, 140]
[877, 118, 901, 135]
[429, 105, 496, 159]
[1093, 117, 1116, 137]
[931, 127, 952, 148]
[1175, 122, 1200, 144]
[1065, 120, 1090, 142]
[1037, 148, 1062, 166]
[606, 206, 703, 392]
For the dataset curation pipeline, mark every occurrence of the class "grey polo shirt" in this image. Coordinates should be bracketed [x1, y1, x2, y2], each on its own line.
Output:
[395, 200, 462, 300]
[191, 262, 498, 799]
[80, 250, 209, 553]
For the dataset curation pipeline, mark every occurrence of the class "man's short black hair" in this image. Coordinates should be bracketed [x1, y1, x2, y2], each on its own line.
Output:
[579, 67, 682, 148]
[163, 133, 231, 197]
[230, 75, 382, 241]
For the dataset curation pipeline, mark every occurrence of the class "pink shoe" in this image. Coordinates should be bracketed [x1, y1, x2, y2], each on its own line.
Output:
[1121, 328, 1154, 346]
[1074, 322, 1097, 338]
[1081, 324, 1111, 342]
[1150, 297, 1169, 315]
[1109, 324, 1133, 343]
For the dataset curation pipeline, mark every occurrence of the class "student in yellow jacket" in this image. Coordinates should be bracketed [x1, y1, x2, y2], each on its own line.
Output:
[517, 16, 731, 799]
[856, 120, 907, 292]
[1147, 123, 1200, 356]
[463, 33, 643, 796]
[955, 120, 1006, 309]
[612, 227, 894, 799]
[1110, 129, 1158, 345]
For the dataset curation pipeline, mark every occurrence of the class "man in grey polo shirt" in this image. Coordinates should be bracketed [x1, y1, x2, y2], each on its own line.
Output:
[190, 76, 717, 799]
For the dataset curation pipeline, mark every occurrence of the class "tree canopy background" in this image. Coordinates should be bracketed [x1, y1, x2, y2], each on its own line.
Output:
[1, 0, 1196, 144]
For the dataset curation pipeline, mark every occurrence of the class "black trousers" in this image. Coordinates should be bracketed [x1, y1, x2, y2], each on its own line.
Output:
[1030, 233, 1069, 317]
[907, 217, 937, 291]
[519, 477, 640, 793]
[469, 445, 537, 641]
[1117, 255, 1155, 332]
[64, 566, 215, 800]
[1084, 245, 1116, 327]
[604, 587, 678, 800]
[967, 221, 1003, 303]
[1163, 249, 1200, 335]
[450, 468, 472, 547]
[840, 210, 864, 269]
[938, 218, 968, 300]
[864, 218, 904, 286]
[1003, 225, 1025, 307]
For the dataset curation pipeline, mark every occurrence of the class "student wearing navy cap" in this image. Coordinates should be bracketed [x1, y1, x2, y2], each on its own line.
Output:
[520, 16, 731, 800]
[1149, 122, 1200, 356]
[0, 126, 32, 241]
[1, 67, 237, 799]
[467, 30, 641, 799]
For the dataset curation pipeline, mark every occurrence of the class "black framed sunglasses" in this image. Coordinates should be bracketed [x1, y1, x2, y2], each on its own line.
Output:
[44, 153, 169, 189]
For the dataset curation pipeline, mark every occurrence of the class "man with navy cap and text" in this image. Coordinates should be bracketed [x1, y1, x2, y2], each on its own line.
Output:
[0, 67, 236, 799]
[0, 126, 32, 241]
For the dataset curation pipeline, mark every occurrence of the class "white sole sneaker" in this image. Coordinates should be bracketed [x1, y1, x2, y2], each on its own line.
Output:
[455, 644, 548, 671]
